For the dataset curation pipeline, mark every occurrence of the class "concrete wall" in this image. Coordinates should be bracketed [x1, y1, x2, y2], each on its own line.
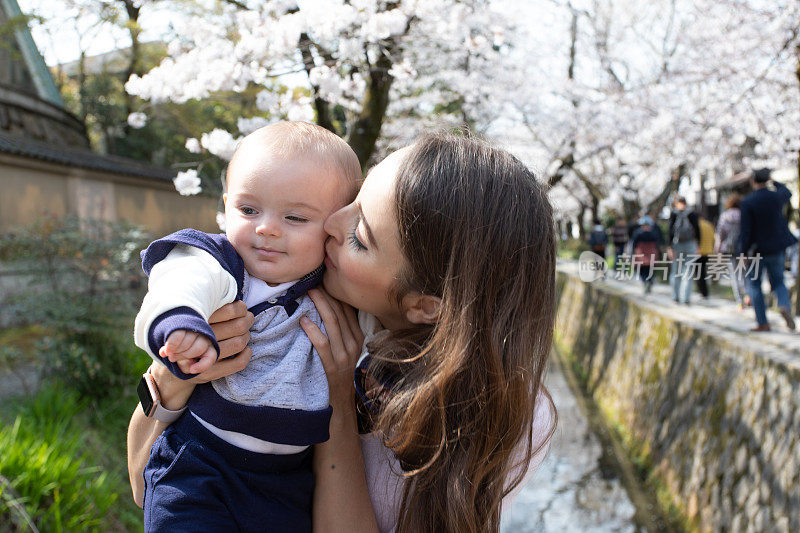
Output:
[0, 153, 219, 236]
[555, 269, 800, 532]
[1, 156, 70, 222]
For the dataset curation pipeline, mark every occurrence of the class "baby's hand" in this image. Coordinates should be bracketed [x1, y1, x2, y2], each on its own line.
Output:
[160, 330, 217, 374]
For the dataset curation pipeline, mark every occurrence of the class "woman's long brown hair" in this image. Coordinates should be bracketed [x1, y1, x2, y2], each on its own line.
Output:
[368, 131, 557, 532]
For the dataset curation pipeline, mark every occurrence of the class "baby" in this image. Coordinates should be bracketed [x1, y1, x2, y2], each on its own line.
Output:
[133, 121, 361, 532]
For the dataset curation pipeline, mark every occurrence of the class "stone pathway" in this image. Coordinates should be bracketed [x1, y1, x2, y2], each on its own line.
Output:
[558, 260, 800, 363]
[501, 359, 640, 532]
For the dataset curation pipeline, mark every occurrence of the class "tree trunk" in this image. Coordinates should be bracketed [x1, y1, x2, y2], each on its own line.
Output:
[621, 194, 640, 221]
[548, 9, 579, 190]
[646, 163, 684, 217]
[795, 145, 800, 316]
[790, 48, 800, 315]
[794, 49, 800, 315]
[77, 51, 87, 122]
[347, 46, 394, 169]
[121, 0, 142, 139]
[699, 171, 707, 219]
[577, 204, 587, 241]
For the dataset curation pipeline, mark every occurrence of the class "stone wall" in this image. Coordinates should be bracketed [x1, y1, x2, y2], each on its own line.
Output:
[1, 153, 219, 236]
[555, 268, 800, 532]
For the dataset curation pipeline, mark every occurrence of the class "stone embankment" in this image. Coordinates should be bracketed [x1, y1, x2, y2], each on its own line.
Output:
[555, 267, 800, 532]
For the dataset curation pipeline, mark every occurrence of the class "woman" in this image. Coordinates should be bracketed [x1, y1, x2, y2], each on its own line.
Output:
[128, 132, 557, 532]
[715, 193, 746, 308]
[630, 216, 662, 294]
[695, 216, 716, 299]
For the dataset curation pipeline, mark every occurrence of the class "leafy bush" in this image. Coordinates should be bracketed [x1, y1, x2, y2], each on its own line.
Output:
[0, 388, 118, 532]
[33, 335, 143, 398]
[0, 345, 35, 395]
[0, 215, 150, 397]
[557, 238, 590, 260]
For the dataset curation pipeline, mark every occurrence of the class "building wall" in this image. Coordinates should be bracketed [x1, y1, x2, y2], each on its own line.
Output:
[114, 181, 221, 235]
[2, 158, 70, 223]
[0, 153, 219, 236]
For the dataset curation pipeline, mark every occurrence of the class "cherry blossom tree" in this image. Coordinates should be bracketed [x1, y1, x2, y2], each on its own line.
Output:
[509, 0, 800, 228]
[125, 0, 514, 171]
[24, 0, 800, 221]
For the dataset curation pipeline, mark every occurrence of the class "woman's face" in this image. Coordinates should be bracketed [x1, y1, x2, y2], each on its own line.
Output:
[322, 148, 411, 330]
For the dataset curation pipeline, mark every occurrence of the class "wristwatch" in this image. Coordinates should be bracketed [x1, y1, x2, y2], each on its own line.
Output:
[137, 369, 187, 423]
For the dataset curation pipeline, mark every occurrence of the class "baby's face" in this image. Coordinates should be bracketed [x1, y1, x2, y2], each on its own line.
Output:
[224, 152, 351, 284]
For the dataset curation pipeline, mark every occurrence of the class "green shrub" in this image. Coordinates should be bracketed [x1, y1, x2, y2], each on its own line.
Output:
[0, 215, 150, 398]
[557, 238, 590, 260]
[0, 388, 118, 532]
[0, 345, 36, 395]
[34, 334, 144, 399]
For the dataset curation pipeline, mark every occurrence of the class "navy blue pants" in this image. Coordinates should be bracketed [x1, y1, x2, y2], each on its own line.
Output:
[143, 413, 313, 533]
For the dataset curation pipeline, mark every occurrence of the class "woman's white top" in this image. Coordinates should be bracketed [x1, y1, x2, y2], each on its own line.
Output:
[356, 313, 553, 533]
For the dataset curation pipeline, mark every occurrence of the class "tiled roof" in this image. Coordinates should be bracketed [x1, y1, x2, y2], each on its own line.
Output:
[0, 132, 176, 182]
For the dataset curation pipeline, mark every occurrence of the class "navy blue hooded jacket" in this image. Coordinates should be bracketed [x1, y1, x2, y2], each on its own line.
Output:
[738, 181, 797, 256]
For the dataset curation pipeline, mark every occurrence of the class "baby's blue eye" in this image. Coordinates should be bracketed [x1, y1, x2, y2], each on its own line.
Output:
[286, 216, 308, 223]
[240, 206, 257, 215]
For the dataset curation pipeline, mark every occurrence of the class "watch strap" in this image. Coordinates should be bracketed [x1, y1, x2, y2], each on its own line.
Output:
[151, 401, 187, 423]
[140, 369, 188, 423]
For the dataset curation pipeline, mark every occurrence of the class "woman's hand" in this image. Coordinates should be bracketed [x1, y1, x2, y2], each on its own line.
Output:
[127, 301, 253, 507]
[301, 288, 379, 533]
[151, 301, 255, 407]
[193, 301, 255, 382]
[300, 288, 364, 411]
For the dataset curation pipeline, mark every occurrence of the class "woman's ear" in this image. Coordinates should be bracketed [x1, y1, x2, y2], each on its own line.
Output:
[401, 292, 442, 325]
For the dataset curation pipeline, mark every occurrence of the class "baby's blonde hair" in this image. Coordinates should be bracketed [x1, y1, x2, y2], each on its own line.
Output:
[228, 121, 362, 197]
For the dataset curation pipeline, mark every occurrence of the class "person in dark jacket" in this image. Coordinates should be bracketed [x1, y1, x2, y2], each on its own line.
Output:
[587, 221, 608, 259]
[738, 168, 797, 332]
[611, 216, 629, 270]
[630, 216, 662, 294]
[667, 196, 700, 304]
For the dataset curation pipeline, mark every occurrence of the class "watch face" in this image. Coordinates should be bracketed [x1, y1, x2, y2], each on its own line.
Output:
[137, 376, 155, 416]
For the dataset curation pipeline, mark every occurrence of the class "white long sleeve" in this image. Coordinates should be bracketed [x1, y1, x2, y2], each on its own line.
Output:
[133, 244, 239, 360]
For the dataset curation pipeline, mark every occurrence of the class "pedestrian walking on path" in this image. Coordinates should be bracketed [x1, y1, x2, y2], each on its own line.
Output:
[668, 195, 700, 304]
[715, 193, 747, 307]
[587, 221, 608, 261]
[695, 216, 715, 299]
[611, 216, 629, 270]
[631, 216, 662, 294]
[738, 168, 797, 332]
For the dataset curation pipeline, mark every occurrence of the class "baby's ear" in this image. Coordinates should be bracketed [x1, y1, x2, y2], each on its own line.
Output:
[401, 292, 441, 325]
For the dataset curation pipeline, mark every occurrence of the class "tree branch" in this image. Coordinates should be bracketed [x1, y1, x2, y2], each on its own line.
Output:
[645, 164, 683, 215]
[298, 32, 336, 134]
[345, 2, 410, 168]
[219, 0, 249, 9]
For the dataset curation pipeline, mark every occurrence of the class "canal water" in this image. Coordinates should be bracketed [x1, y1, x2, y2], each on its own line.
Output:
[500, 358, 642, 532]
